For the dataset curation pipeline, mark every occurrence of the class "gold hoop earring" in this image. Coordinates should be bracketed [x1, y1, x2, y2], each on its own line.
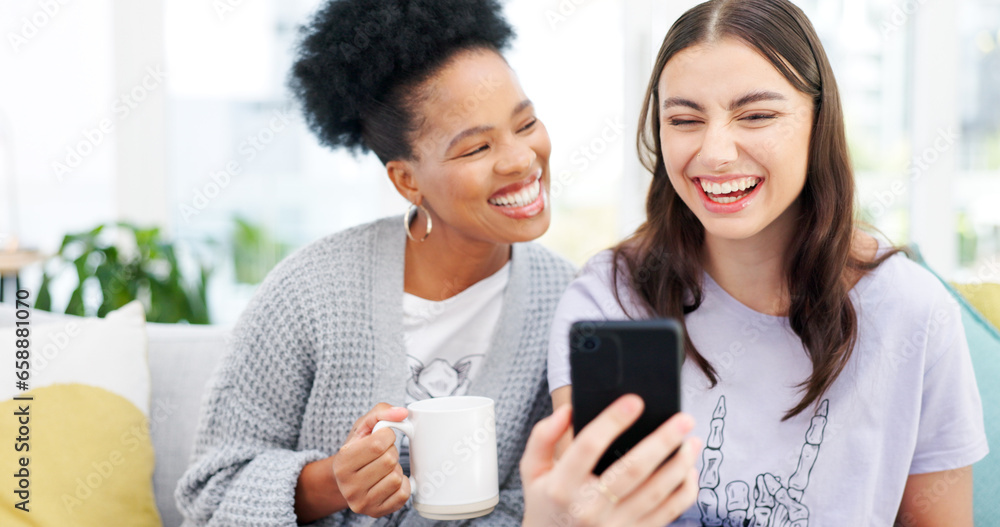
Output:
[404, 203, 432, 242]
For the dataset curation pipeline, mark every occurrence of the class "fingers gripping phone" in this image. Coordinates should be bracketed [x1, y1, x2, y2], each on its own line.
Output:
[569, 319, 683, 475]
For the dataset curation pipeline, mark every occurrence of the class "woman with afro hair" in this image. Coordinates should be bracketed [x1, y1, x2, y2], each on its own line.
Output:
[176, 0, 700, 525]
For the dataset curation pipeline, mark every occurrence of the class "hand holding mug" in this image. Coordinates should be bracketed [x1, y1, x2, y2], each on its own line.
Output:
[373, 396, 500, 520]
[520, 394, 701, 527]
[332, 403, 411, 518]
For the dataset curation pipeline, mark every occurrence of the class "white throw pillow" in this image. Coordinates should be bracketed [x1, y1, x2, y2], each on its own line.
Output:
[0, 301, 161, 526]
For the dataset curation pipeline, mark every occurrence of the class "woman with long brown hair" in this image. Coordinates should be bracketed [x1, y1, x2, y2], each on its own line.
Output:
[547, 1, 988, 525]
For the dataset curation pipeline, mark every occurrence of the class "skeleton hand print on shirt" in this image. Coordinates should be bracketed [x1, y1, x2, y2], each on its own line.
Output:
[405, 354, 484, 401]
[698, 396, 830, 527]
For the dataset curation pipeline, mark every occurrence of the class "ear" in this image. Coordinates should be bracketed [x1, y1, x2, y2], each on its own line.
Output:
[386, 159, 422, 205]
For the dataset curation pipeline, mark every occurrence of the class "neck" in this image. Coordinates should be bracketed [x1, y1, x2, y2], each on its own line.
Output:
[701, 206, 799, 316]
[403, 217, 511, 301]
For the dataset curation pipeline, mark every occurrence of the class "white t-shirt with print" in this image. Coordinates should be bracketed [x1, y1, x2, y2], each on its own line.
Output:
[547, 250, 988, 527]
[402, 261, 509, 404]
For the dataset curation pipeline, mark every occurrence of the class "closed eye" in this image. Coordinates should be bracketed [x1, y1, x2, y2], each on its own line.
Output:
[519, 118, 538, 133]
[668, 119, 701, 126]
[461, 145, 489, 157]
[743, 114, 777, 122]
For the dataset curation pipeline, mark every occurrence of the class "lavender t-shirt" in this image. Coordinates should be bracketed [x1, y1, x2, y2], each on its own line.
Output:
[548, 250, 988, 526]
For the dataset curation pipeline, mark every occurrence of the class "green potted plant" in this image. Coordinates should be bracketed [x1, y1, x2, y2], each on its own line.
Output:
[35, 222, 211, 324]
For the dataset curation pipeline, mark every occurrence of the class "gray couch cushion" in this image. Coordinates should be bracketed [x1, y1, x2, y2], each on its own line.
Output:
[147, 322, 228, 527]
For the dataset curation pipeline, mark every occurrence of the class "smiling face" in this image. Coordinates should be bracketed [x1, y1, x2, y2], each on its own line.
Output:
[392, 49, 552, 246]
[658, 38, 814, 245]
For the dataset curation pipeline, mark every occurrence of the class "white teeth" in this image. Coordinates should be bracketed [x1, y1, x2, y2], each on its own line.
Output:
[489, 178, 541, 207]
[699, 177, 760, 204]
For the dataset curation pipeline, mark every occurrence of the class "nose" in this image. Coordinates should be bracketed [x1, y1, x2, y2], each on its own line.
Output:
[697, 123, 738, 170]
[494, 138, 535, 176]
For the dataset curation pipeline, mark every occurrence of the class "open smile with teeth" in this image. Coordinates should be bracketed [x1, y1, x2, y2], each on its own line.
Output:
[488, 177, 541, 208]
[699, 176, 761, 204]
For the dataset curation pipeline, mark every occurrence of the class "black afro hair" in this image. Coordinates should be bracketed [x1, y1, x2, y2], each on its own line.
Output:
[289, 0, 515, 159]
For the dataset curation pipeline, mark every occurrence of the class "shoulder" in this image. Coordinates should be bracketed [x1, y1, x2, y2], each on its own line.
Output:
[557, 250, 644, 319]
[254, 216, 397, 299]
[854, 249, 961, 342]
[858, 250, 952, 309]
[574, 250, 625, 293]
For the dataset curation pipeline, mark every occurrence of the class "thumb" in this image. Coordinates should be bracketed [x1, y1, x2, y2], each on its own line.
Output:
[350, 403, 408, 441]
[520, 405, 572, 484]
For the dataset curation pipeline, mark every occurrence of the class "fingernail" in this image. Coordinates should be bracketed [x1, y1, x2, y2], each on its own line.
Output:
[674, 413, 694, 434]
[617, 394, 641, 414]
[685, 439, 701, 460]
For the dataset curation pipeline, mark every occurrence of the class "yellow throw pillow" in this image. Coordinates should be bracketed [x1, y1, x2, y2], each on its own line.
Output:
[952, 282, 1000, 332]
[0, 301, 160, 527]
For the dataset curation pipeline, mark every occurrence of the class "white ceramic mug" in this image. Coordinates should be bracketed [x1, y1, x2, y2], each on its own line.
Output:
[373, 395, 499, 520]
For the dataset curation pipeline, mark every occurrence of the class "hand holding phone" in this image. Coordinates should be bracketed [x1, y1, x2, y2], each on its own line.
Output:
[519, 395, 700, 527]
[570, 319, 683, 475]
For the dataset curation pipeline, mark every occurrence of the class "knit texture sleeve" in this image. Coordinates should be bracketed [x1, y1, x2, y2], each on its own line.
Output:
[175, 259, 330, 526]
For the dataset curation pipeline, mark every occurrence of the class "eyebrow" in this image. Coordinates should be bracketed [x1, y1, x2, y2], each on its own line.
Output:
[661, 90, 787, 113]
[446, 99, 534, 152]
[728, 90, 786, 110]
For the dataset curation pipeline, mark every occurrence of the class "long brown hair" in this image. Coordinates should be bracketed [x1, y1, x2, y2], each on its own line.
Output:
[613, 0, 899, 420]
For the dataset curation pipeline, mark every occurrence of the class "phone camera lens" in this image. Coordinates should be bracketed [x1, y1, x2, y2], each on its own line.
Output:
[582, 336, 600, 350]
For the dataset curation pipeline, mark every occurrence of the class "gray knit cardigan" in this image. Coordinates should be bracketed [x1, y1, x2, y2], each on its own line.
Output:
[176, 216, 576, 526]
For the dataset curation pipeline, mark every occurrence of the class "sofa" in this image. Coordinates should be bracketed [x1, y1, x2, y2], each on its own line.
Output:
[145, 321, 229, 527]
[1, 261, 997, 526]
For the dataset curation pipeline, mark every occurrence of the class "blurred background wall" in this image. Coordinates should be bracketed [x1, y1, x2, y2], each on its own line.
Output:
[2, 0, 998, 323]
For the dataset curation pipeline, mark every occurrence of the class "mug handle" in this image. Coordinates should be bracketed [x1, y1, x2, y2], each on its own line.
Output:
[373, 419, 415, 440]
[373, 419, 418, 496]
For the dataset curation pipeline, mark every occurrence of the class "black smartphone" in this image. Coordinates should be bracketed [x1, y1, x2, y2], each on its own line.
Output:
[569, 319, 683, 475]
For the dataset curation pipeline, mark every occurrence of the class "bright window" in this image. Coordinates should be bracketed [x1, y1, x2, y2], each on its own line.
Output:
[7, 0, 998, 321]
